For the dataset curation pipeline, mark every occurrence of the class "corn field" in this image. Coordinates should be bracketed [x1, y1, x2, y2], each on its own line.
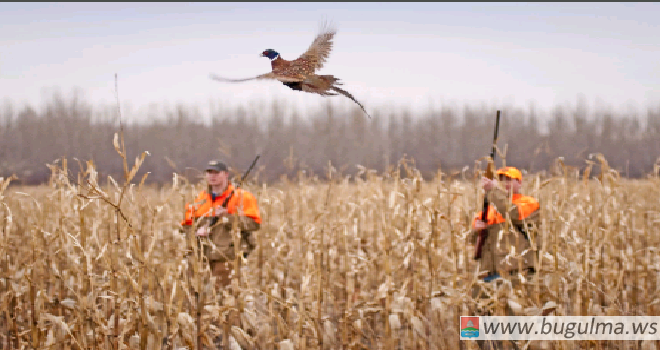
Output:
[1, 129, 660, 350]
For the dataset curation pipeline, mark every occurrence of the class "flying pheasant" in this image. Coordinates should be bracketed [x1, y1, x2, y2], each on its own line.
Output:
[210, 23, 371, 118]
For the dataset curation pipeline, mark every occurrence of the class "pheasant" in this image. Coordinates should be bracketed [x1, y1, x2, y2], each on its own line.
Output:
[210, 23, 371, 118]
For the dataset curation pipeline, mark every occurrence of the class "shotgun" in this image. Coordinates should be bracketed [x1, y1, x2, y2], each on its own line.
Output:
[474, 110, 500, 260]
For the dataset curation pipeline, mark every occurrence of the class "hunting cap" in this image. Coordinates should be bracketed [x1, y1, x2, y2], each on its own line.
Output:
[496, 166, 522, 181]
[205, 160, 228, 172]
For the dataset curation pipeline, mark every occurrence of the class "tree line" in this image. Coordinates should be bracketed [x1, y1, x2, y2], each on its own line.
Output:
[1, 93, 659, 185]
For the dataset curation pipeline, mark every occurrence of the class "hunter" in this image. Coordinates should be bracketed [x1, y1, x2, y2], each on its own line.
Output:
[470, 166, 541, 282]
[181, 160, 262, 290]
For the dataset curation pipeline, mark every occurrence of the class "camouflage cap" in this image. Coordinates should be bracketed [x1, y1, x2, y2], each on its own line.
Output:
[205, 160, 228, 172]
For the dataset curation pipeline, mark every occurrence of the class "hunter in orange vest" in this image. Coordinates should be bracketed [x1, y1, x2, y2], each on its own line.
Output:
[182, 160, 262, 289]
[470, 166, 541, 282]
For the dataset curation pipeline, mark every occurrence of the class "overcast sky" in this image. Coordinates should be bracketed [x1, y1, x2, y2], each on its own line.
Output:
[1, 2, 659, 120]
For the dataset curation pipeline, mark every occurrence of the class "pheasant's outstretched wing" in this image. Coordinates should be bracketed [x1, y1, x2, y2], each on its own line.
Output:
[294, 22, 336, 74]
[210, 72, 303, 83]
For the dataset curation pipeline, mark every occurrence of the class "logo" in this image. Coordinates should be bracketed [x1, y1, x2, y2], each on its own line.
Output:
[461, 316, 480, 338]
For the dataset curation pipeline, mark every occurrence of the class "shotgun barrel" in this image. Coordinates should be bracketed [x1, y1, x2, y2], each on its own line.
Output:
[474, 110, 501, 260]
[221, 155, 261, 208]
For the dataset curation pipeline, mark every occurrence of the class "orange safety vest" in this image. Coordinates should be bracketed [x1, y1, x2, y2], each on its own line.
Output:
[181, 184, 262, 226]
[472, 193, 539, 227]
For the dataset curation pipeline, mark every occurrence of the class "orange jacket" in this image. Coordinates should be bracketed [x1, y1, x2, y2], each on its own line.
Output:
[472, 193, 539, 227]
[181, 184, 262, 226]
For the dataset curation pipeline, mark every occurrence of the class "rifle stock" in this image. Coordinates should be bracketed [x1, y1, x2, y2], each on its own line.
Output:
[474, 111, 500, 260]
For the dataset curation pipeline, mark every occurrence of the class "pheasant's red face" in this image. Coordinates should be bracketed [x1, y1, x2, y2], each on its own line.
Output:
[261, 49, 279, 59]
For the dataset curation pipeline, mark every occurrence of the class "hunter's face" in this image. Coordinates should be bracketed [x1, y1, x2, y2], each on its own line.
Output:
[500, 176, 522, 193]
[206, 170, 228, 189]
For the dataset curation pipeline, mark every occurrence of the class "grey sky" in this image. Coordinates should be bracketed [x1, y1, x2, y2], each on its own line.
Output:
[1, 2, 659, 120]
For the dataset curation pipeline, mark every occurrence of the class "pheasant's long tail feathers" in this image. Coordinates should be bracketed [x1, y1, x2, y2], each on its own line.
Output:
[331, 86, 370, 119]
[210, 72, 302, 83]
[209, 74, 258, 83]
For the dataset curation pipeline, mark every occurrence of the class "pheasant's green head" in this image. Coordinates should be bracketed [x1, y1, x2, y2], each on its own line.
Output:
[260, 49, 279, 60]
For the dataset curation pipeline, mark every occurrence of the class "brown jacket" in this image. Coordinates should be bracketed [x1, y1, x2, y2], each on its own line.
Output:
[194, 214, 260, 262]
[470, 189, 541, 275]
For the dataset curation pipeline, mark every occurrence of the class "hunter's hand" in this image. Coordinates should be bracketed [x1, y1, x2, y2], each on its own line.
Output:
[215, 206, 229, 216]
[473, 220, 487, 231]
[196, 226, 211, 237]
[481, 177, 497, 191]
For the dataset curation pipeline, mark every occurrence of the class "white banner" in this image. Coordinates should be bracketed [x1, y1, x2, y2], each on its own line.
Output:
[460, 316, 660, 341]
